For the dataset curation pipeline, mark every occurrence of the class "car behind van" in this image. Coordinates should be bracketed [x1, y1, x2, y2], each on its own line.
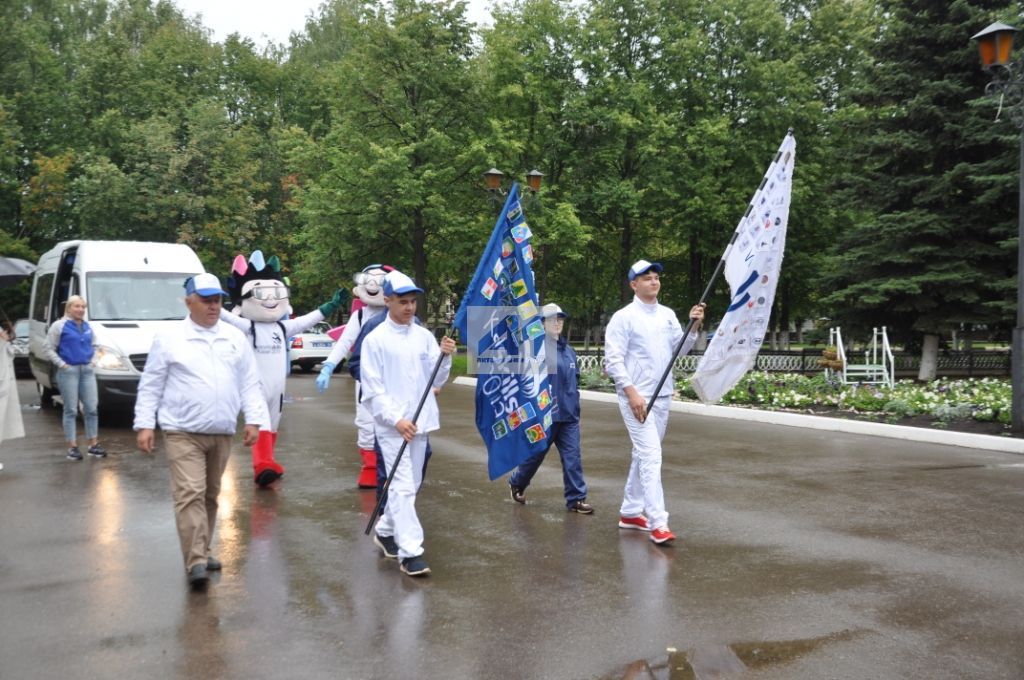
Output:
[29, 240, 204, 412]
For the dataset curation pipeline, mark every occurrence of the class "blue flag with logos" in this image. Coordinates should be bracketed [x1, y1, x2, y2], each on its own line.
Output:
[454, 183, 554, 480]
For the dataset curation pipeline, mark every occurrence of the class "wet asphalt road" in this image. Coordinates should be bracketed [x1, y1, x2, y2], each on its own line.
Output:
[1, 374, 1023, 680]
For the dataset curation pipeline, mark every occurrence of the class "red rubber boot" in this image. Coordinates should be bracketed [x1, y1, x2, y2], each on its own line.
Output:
[357, 448, 377, 489]
[253, 430, 285, 487]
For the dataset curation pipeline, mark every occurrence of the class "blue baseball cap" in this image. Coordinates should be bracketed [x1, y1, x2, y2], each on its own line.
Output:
[628, 259, 663, 281]
[184, 273, 228, 297]
[382, 271, 424, 297]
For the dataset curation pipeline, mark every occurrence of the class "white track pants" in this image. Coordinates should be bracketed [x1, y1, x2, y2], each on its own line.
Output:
[373, 429, 427, 560]
[617, 395, 670, 529]
[354, 381, 375, 449]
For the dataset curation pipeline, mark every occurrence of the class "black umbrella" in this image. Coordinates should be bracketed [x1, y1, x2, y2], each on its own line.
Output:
[0, 256, 37, 289]
[0, 256, 36, 328]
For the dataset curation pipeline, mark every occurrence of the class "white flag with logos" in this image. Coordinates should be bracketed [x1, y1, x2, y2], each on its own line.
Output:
[691, 132, 795, 404]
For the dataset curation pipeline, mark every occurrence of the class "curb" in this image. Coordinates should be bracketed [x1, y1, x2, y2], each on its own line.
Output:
[452, 376, 1024, 455]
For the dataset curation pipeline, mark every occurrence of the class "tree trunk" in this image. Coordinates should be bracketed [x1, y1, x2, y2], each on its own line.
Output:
[917, 333, 939, 381]
[689, 234, 702, 303]
[619, 214, 633, 303]
[778, 280, 791, 350]
[412, 207, 427, 321]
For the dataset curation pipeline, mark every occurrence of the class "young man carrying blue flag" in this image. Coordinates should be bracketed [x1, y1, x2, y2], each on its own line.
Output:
[360, 270, 456, 577]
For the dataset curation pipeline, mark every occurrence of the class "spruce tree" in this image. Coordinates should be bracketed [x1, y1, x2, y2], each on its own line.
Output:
[822, 0, 1018, 377]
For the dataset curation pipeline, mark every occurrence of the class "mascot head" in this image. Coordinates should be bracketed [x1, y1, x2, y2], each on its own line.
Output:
[226, 250, 290, 323]
[354, 264, 394, 308]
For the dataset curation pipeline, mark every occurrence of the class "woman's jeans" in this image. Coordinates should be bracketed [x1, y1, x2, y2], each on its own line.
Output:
[56, 364, 98, 443]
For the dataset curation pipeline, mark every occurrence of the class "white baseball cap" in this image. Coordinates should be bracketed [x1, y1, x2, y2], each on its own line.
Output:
[184, 273, 227, 297]
[541, 303, 568, 319]
[628, 259, 663, 281]
[382, 270, 424, 297]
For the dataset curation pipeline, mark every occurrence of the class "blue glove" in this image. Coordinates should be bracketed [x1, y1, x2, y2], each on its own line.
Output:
[316, 362, 336, 393]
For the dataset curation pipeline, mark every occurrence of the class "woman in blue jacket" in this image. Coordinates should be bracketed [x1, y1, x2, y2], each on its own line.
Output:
[43, 296, 105, 460]
[508, 303, 592, 514]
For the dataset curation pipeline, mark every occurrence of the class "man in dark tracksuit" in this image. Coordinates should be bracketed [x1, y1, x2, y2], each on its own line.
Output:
[508, 303, 592, 514]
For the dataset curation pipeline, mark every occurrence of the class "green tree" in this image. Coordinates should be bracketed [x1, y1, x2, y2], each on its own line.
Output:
[290, 0, 488, 320]
[478, 0, 593, 315]
[822, 0, 1018, 378]
[569, 0, 677, 307]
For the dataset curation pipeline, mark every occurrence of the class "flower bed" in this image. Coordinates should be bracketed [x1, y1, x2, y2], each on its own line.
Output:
[579, 367, 1012, 427]
[677, 372, 1012, 425]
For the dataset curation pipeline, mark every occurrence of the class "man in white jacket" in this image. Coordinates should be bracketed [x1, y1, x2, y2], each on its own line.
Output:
[134, 273, 269, 590]
[603, 260, 704, 546]
[360, 270, 455, 577]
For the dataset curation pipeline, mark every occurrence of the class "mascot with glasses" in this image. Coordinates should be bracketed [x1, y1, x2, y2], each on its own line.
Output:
[222, 251, 347, 487]
[317, 264, 393, 489]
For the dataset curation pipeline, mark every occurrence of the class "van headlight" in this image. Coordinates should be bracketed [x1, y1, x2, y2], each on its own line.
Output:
[93, 345, 132, 371]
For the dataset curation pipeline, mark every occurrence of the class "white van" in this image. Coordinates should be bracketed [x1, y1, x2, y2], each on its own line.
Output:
[29, 240, 205, 411]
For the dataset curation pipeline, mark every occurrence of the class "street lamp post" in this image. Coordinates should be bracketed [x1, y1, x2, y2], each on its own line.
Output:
[972, 22, 1024, 431]
[481, 167, 544, 213]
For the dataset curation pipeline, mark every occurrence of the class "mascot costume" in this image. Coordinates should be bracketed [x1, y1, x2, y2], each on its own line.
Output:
[222, 250, 346, 487]
[316, 264, 392, 488]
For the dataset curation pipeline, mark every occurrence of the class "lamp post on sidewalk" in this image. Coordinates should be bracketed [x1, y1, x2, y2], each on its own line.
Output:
[972, 22, 1024, 431]
[482, 167, 544, 213]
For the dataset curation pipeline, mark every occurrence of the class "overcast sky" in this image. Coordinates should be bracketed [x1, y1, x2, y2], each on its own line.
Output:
[172, 0, 495, 47]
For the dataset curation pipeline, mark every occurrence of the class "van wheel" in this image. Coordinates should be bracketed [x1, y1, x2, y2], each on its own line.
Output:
[299, 363, 314, 373]
[38, 382, 55, 408]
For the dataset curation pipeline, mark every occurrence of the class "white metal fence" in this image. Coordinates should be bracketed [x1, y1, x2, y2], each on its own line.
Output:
[576, 349, 1010, 377]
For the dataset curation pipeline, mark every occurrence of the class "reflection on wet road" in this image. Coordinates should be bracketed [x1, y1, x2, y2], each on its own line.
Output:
[1, 376, 1023, 679]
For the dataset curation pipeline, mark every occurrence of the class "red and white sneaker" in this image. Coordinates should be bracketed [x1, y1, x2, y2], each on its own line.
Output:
[618, 515, 651, 532]
[650, 527, 676, 545]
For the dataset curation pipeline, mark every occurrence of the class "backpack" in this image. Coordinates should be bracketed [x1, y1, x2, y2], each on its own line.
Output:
[347, 309, 383, 381]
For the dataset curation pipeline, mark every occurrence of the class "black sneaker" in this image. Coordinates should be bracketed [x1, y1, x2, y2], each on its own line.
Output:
[400, 555, 431, 577]
[373, 533, 399, 559]
[66, 447, 83, 461]
[568, 500, 594, 514]
[87, 444, 107, 458]
[510, 485, 525, 504]
[187, 564, 209, 591]
[255, 469, 281, 488]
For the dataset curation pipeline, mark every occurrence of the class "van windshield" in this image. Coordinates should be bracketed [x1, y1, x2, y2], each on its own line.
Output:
[86, 272, 195, 321]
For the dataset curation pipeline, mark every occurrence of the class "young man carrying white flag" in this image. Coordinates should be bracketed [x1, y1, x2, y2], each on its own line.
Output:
[604, 260, 706, 546]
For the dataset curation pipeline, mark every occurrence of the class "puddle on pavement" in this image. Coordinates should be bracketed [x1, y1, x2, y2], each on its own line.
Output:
[601, 630, 861, 679]
[915, 463, 1024, 471]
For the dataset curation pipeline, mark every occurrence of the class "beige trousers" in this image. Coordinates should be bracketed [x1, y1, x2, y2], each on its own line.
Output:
[164, 431, 232, 572]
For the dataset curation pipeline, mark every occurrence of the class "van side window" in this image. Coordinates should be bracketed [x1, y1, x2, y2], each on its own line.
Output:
[32, 273, 54, 323]
[56, 278, 72, 310]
